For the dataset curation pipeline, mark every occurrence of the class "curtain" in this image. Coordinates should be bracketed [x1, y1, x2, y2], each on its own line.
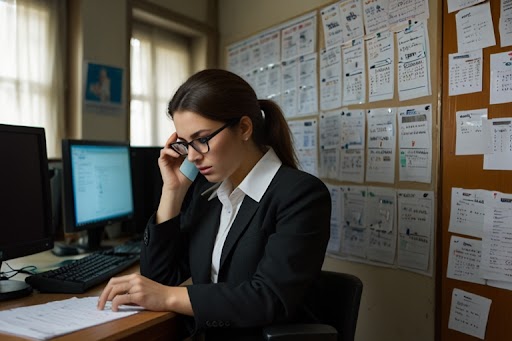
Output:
[0, 0, 65, 158]
[130, 24, 191, 147]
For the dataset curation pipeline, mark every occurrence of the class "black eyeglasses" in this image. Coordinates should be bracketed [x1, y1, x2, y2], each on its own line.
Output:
[170, 119, 240, 156]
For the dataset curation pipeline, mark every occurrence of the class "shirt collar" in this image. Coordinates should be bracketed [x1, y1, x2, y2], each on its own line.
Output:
[207, 148, 282, 202]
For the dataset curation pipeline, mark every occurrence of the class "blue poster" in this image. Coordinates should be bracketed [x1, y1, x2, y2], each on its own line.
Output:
[85, 63, 123, 105]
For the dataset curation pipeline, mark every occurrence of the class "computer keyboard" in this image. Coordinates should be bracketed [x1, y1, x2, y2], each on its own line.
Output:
[112, 240, 142, 255]
[25, 252, 139, 294]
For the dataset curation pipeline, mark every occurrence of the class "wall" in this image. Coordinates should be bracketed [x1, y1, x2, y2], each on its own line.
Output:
[218, 1, 441, 341]
[69, 0, 214, 141]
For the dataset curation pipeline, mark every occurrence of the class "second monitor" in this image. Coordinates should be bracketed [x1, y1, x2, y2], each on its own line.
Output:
[61, 139, 134, 253]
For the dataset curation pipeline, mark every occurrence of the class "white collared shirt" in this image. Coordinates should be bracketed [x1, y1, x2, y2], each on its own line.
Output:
[209, 148, 282, 283]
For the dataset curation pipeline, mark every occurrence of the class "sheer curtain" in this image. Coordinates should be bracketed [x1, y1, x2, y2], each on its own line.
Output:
[130, 24, 191, 147]
[0, 0, 65, 157]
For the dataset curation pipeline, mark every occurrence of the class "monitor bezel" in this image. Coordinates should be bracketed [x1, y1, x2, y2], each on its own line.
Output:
[61, 139, 135, 234]
[0, 124, 54, 261]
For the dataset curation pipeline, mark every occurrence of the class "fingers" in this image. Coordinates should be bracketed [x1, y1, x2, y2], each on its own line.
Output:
[164, 132, 178, 146]
[97, 275, 136, 310]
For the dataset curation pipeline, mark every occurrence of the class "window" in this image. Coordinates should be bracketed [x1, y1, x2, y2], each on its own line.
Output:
[0, 0, 64, 157]
[130, 24, 192, 147]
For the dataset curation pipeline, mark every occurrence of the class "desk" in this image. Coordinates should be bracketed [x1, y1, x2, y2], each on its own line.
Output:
[0, 251, 179, 340]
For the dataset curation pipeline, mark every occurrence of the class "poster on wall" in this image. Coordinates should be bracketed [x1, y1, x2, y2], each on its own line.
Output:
[84, 61, 124, 115]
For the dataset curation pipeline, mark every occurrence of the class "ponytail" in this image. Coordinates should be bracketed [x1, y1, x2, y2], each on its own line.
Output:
[257, 99, 298, 169]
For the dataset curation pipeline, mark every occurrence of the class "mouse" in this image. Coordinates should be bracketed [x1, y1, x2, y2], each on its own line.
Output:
[51, 242, 79, 256]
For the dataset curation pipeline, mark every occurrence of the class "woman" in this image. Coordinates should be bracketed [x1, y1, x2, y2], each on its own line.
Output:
[98, 69, 331, 340]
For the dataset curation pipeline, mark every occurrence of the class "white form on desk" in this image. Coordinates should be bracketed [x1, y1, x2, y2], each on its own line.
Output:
[0, 297, 142, 340]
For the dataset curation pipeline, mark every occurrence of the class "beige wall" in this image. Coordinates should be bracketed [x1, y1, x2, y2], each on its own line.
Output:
[218, 1, 440, 341]
[71, 0, 214, 141]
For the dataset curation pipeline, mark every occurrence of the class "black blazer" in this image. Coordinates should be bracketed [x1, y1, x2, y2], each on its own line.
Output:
[140, 165, 331, 339]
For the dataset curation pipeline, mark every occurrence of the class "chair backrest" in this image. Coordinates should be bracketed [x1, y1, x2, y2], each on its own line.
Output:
[303, 271, 363, 341]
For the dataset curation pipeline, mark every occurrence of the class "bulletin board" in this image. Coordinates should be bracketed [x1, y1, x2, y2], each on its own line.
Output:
[441, 1, 512, 340]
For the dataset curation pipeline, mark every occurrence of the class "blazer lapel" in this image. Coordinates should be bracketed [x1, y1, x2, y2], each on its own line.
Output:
[193, 194, 222, 283]
[219, 196, 259, 269]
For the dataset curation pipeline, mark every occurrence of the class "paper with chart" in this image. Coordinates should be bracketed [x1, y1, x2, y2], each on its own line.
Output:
[448, 289, 491, 340]
[281, 12, 316, 61]
[326, 184, 343, 254]
[501, 0, 512, 47]
[398, 104, 432, 183]
[449, 187, 487, 238]
[281, 58, 298, 118]
[342, 38, 366, 105]
[456, 109, 487, 155]
[298, 53, 318, 116]
[340, 109, 365, 183]
[289, 119, 318, 176]
[0, 297, 140, 340]
[367, 31, 395, 102]
[456, 2, 496, 53]
[259, 30, 281, 67]
[320, 148, 340, 179]
[447, 235, 486, 285]
[341, 186, 367, 259]
[481, 191, 512, 283]
[366, 186, 397, 265]
[319, 110, 342, 179]
[320, 46, 342, 111]
[490, 51, 512, 105]
[362, 0, 389, 36]
[483, 118, 512, 170]
[388, 0, 429, 28]
[449, 49, 483, 96]
[339, 0, 364, 42]
[397, 190, 434, 274]
[397, 21, 431, 101]
[447, 0, 484, 13]
[366, 108, 396, 184]
[321, 3, 344, 48]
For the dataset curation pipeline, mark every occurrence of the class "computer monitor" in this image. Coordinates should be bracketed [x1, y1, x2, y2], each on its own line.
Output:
[0, 124, 54, 301]
[61, 139, 134, 252]
[124, 146, 163, 237]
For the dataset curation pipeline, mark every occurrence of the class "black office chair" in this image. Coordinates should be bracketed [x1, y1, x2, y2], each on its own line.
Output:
[262, 271, 363, 341]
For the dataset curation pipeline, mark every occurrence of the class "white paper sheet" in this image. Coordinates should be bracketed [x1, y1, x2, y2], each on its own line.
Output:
[490, 51, 512, 105]
[448, 289, 491, 340]
[320, 47, 343, 111]
[259, 30, 281, 67]
[289, 119, 318, 176]
[341, 186, 368, 259]
[367, 31, 395, 102]
[398, 104, 432, 183]
[281, 12, 317, 61]
[298, 53, 318, 116]
[447, 235, 486, 285]
[321, 3, 344, 48]
[362, 0, 390, 36]
[481, 191, 512, 282]
[320, 110, 342, 150]
[397, 189, 434, 274]
[447, 0, 485, 13]
[456, 2, 496, 53]
[483, 118, 512, 170]
[366, 107, 396, 183]
[501, 0, 512, 47]
[342, 38, 366, 105]
[339, 0, 365, 42]
[326, 183, 343, 254]
[281, 58, 298, 118]
[456, 109, 487, 155]
[397, 21, 431, 101]
[449, 49, 483, 96]
[340, 109, 365, 183]
[388, 0, 429, 28]
[366, 186, 397, 265]
[0, 297, 139, 340]
[320, 148, 340, 180]
[449, 187, 487, 238]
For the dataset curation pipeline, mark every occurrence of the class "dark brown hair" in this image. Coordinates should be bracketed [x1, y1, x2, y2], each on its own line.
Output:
[167, 69, 297, 169]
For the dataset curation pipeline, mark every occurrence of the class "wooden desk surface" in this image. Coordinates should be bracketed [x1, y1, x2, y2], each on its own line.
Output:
[0, 251, 179, 340]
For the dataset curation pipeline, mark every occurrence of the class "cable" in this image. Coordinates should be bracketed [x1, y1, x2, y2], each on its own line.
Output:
[0, 262, 37, 280]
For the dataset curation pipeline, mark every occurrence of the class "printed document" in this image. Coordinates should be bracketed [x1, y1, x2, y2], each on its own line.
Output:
[448, 289, 491, 340]
[447, 235, 486, 285]
[0, 297, 140, 340]
[455, 109, 487, 155]
[449, 187, 487, 238]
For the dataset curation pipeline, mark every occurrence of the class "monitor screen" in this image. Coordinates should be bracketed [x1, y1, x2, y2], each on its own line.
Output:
[0, 124, 53, 300]
[62, 139, 134, 250]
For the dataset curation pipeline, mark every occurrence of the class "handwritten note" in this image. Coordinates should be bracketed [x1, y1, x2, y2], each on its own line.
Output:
[447, 235, 486, 285]
[456, 2, 496, 53]
[449, 187, 487, 238]
[456, 109, 487, 155]
[490, 51, 512, 105]
[448, 289, 491, 340]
